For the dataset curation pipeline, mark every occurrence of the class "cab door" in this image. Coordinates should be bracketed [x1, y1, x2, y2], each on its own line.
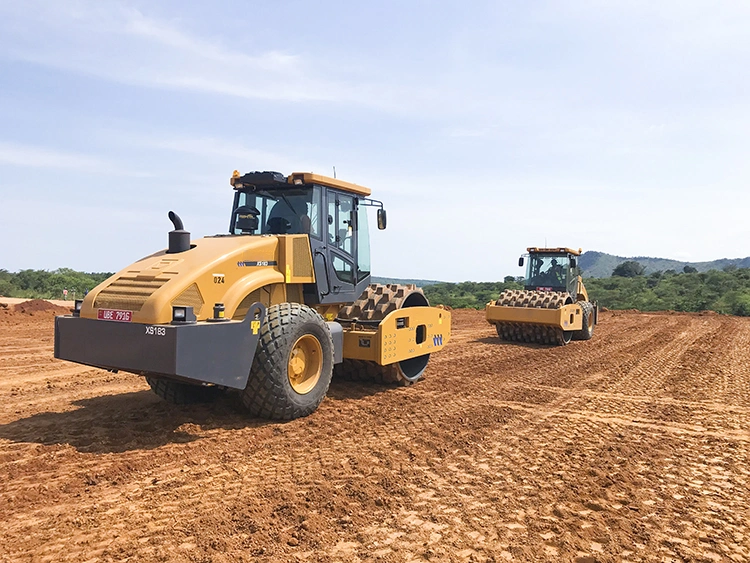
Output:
[324, 190, 358, 303]
[305, 187, 372, 306]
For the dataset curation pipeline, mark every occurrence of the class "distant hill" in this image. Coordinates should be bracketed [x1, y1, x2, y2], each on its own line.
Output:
[580, 251, 750, 278]
[371, 276, 442, 287]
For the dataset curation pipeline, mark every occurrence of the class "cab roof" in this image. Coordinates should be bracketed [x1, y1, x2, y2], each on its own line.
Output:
[230, 170, 372, 197]
[527, 247, 582, 256]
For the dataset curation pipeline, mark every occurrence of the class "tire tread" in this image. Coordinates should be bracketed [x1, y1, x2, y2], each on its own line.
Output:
[241, 303, 333, 420]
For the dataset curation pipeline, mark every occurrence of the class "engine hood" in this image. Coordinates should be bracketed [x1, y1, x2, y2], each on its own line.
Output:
[80, 235, 289, 324]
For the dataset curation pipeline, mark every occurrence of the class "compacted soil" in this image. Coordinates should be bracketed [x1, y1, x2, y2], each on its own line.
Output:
[0, 302, 748, 562]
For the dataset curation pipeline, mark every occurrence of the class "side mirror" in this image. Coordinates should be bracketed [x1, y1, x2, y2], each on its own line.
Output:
[377, 208, 387, 230]
[518, 256, 524, 267]
[570, 257, 577, 269]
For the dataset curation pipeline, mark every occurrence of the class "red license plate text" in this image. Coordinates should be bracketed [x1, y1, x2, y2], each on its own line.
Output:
[97, 309, 133, 322]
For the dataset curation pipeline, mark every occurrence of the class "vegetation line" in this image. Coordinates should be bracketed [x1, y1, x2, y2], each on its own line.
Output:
[423, 267, 750, 316]
[0, 269, 112, 301]
[3, 265, 750, 316]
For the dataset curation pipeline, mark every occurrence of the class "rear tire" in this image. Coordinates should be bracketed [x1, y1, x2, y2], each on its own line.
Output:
[145, 376, 221, 405]
[241, 303, 333, 420]
[574, 301, 595, 341]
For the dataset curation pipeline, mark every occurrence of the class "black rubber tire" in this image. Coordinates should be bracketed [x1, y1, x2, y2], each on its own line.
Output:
[145, 376, 221, 405]
[241, 303, 333, 420]
[574, 301, 595, 340]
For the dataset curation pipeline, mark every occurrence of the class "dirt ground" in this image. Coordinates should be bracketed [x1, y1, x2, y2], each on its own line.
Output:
[1, 303, 749, 563]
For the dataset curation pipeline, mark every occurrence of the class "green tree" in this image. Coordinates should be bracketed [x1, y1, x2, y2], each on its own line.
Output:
[612, 261, 645, 278]
[0, 279, 14, 296]
[0, 268, 112, 299]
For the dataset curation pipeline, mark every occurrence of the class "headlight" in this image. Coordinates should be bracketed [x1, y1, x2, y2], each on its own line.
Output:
[171, 306, 196, 324]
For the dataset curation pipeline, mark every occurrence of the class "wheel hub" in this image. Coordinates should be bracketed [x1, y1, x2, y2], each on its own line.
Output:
[288, 334, 323, 394]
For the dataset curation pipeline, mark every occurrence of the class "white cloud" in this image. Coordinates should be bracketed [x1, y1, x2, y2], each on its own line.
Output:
[0, 142, 105, 171]
[0, 142, 151, 177]
[122, 9, 299, 70]
[124, 134, 331, 180]
[148, 137, 298, 163]
[0, 1, 385, 106]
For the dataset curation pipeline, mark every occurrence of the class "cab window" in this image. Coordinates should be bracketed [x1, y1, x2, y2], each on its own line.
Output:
[527, 255, 569, 287]
[357, 203, 370, 280]
[232, 187, 320, 236]
[327, 192, 356, 284]
[308, 185, 322, 239]
[328, 193, 354, 253]
[331, 255, 354, 283]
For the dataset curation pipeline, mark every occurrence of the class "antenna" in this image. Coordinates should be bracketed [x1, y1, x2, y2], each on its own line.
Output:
[333, 166, 336, 179]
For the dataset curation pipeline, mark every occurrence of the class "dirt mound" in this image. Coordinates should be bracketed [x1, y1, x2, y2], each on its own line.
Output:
[11, 299, 71, 316]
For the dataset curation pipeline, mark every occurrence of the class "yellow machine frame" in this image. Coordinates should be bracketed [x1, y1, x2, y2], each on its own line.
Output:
[343, 306, 450, 365]
[485, 302, 582, 331]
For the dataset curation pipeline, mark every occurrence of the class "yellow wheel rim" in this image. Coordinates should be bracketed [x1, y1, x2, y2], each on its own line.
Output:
[288, 334, 323, 394]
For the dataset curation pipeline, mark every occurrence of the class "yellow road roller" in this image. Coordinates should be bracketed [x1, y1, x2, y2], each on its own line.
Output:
[55, 171, 450, 419]
[486, 247, 597, 345]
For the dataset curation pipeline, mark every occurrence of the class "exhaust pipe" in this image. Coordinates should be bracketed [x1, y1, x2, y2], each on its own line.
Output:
[167, 211, 191, 253]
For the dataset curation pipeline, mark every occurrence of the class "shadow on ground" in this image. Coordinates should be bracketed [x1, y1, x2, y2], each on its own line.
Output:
[0, 377, 394, 454]
[0, 391, 260, 453]
[473, 336, 552, 349]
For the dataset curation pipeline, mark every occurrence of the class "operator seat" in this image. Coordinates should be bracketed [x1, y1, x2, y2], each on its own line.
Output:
[234, 205, 260, 234]
[267, 198, 307, 234]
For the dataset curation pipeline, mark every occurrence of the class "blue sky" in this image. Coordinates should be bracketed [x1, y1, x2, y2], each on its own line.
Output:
[1, 1, 750, 281]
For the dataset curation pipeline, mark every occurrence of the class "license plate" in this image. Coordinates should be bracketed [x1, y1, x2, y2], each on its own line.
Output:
[97, 309, 133, 322]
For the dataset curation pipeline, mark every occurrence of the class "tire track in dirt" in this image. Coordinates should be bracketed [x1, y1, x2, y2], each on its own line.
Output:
[708, 315, 750, 406]
[354, 311, 750, 561]
[599, 315, 716, 397]
[1, 308, 750, 562]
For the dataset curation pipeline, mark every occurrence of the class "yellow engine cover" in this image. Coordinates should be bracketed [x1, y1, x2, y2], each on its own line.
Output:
[79, 234, 315, 325]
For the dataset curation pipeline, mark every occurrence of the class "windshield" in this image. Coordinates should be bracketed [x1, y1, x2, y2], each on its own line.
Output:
[526, 254, 569, 288]
[232, 187, 322, 237]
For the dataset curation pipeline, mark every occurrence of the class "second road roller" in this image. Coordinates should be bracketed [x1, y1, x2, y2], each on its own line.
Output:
[486, 247, 598, 345]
